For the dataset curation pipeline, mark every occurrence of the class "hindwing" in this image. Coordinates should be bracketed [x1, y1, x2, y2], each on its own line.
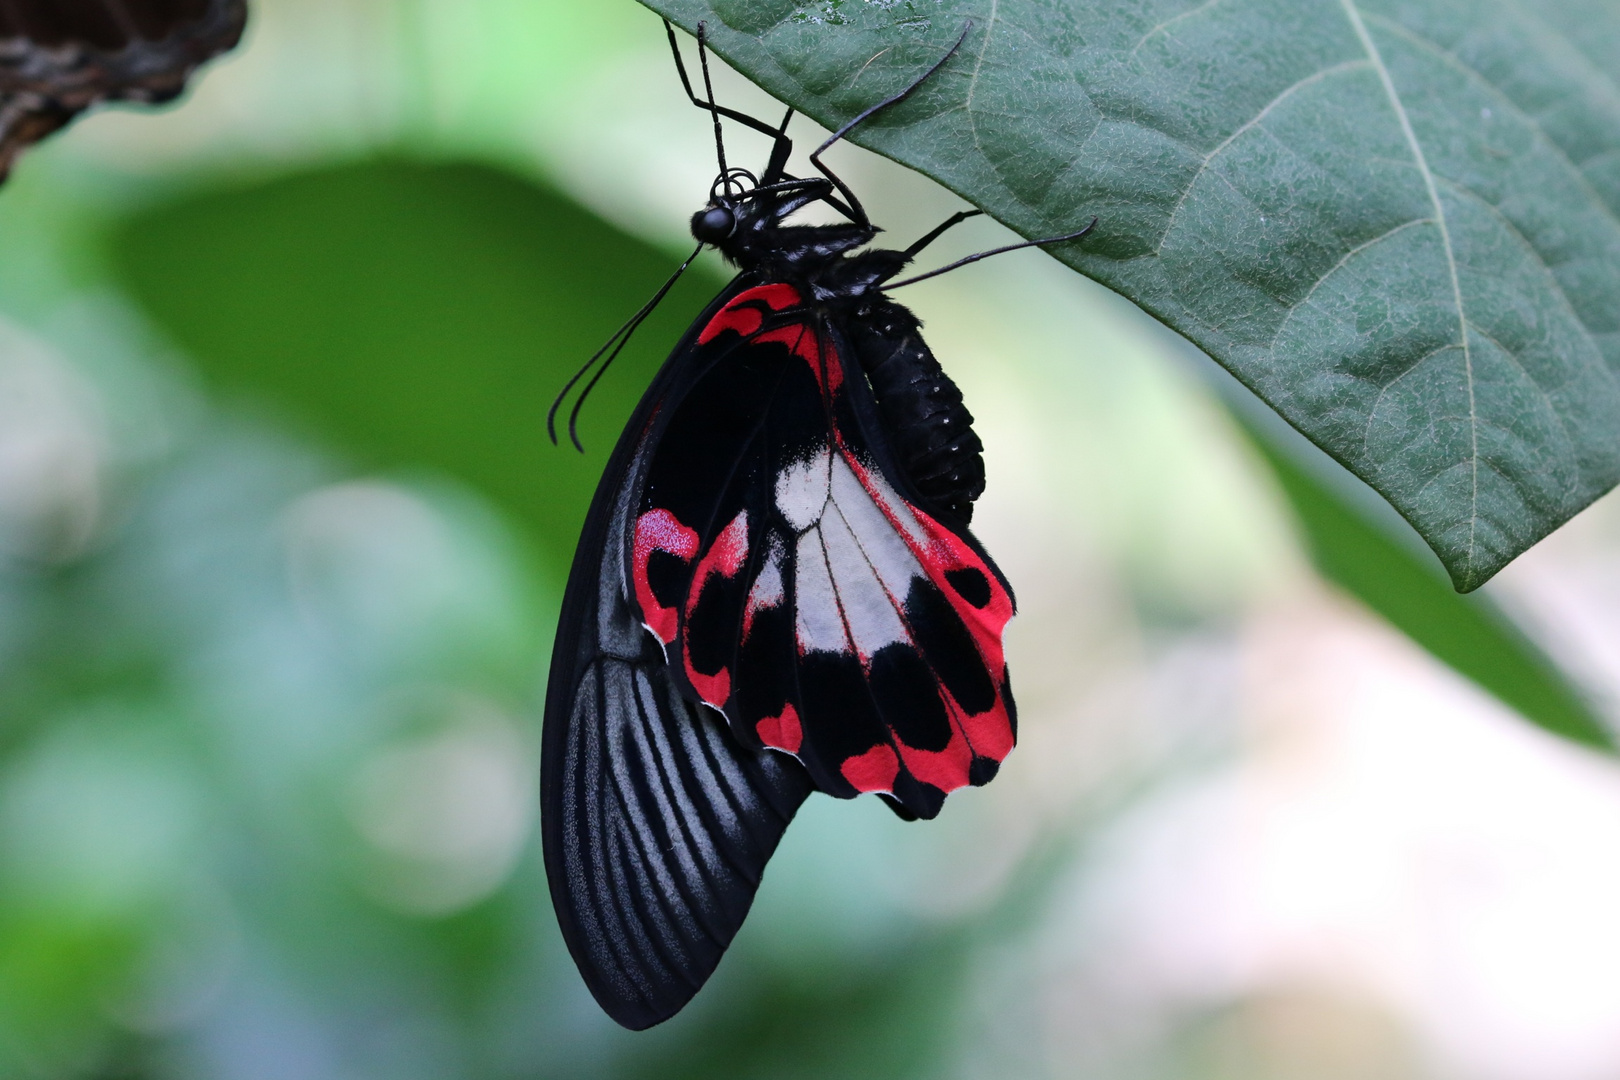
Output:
[630, 283, 1017, 821]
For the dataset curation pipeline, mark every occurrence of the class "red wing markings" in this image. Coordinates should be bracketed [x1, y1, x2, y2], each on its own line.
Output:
[840, 743, 901, 792]
[753, 703, 802, 754]
[696, 282, 799, 345]
[697, 283, 840, 394]
[624, 280, 1014, 804]
[632, 508, 699, 645]
[680, 510, 750, 706]
[629, 438, 1014, 800]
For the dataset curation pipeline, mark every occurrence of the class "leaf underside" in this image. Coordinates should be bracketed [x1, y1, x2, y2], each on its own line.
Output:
[645, 0, 1620, 591]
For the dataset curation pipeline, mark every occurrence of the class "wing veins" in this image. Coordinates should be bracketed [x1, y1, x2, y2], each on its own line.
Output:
[827, 454, 985, 759]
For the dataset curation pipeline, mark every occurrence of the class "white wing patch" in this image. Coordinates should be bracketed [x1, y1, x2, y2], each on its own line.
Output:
[775, 446, 929, 661]
[827, 454, 926, 591]
[821, 502, 909, 656]
[774, 449, 832, 532]
[793, 532, 848, 653]
[744, 533, 786, 636]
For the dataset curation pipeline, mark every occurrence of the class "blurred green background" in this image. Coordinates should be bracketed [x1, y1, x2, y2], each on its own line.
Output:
[5, 2, 1620, 1078]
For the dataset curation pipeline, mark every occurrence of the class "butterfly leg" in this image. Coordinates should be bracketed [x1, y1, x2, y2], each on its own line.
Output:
[903, 210, 985, 258]
[886, 218, 1100, 290]
[665, 20, 871, 222]
[808, 20, 975, 230]
[666, 19, 799, 194]
[665, 20, 789, 139]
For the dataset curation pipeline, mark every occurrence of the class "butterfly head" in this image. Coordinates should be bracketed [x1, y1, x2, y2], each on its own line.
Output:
[689, 165, 762, 246]
[690, 204, 737, 244]
[690, 171, 876, 282]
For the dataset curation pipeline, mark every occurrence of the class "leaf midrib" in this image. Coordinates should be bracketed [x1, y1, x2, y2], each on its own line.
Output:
[1339, 0, 1481, 577]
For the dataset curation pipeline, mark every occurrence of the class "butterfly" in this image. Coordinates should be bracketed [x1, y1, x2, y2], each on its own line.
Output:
[0, 0, 246, 180]
[541, 19, 1093, 1029]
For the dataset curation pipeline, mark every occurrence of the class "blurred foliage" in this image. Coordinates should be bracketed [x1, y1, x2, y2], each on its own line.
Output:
[111, 158, 728, 581]
[1239, 418, 1614, 753]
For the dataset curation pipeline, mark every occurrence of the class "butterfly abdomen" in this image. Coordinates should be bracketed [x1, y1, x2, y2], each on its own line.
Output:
[851, 299, 986, 528]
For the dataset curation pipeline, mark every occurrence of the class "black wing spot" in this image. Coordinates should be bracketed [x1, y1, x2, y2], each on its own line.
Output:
[647, 549, 691, 611]
[869, 643, 952, 753]
[892, 777, 946, 820]
[1001, 670, 1017, 740]
[798, 650, 888, 790]
[905, 579, 996, 715]
[945, 567, 992, 609]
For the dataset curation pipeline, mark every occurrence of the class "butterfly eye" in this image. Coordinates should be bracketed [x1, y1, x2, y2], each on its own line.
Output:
[690, 205, 737, 243]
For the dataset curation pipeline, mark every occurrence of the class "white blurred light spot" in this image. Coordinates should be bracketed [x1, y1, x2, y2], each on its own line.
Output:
[282, 481, 463, 642]
[349, 703, 532, 916]
[1070, 598, 1620, 1080]
[0, 319, 104, 561]
[0, 720, 199, 913]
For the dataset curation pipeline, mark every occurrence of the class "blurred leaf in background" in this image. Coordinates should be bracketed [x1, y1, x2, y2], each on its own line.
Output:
[1237, 414, 1613, 753]
[111, 158, 727, 581]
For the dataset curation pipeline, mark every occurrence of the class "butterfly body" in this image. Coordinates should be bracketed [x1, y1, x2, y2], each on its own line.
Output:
[542, 20, 1094, 1030]
[543, 176, 1020, 1025]
[695, 178, 987, 526]
[852, 298, 986, 528]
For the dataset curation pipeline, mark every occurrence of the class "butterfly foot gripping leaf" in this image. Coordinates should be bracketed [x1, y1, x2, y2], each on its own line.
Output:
[541, 19, 1093, 1029]
[0, 0, 247, 180]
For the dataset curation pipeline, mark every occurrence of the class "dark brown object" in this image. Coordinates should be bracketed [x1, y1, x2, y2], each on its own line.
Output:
[0, 0, 246, 179]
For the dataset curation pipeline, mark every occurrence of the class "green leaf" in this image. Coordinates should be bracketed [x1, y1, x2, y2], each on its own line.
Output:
[1234, 409, 1614, 753]
[108, 159, 726, 579]
[646, 0, 1620, 591]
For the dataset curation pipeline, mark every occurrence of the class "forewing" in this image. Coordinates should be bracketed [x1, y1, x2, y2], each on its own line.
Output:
[0, 0, 246, 178]
[631, 284, 1017, 821]
[542, 290, 814, 1031]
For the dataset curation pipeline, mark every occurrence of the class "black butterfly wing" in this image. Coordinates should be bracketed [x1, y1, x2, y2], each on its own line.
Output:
[542, 280, 814, 1031]
[546, 278, 1018, 1028]
[632, 283, 1018, 823]
[0, 0, 246, 178]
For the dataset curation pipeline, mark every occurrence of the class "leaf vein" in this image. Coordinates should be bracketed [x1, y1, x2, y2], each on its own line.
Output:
[1464, 318, 1581, 502]
[1128, 0, 1224, 56]
[1360, 341, 1457, 461]
[1433, 172, 1618, 400]
[963, 0, 999, 115]
[1363, 12, 1620, 255]
[1157, 59, 1370, 253]
[1339, 0, 1479, 575]
[1286, 216, 1435, 322]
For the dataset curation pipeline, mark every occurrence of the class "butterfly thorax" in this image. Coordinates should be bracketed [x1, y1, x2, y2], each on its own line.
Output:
[692, 187, 987, 528]
[694, 184, 901, 294]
